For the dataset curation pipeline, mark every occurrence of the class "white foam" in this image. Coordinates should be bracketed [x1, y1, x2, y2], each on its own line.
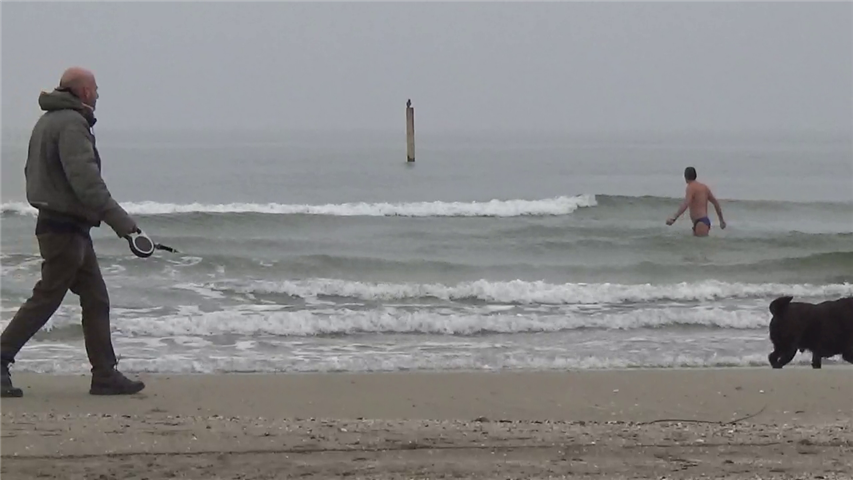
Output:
[49, 305, 776, 338]
[101, 264, 127, 275]
[166, 256, 203, 267]
[168, 336, 214, 348]
[195, 278, 853, 305]
[174, 284, 226, 300]
[1, 195, 597, 217]
[7, 350, 820, 375]
[0, 257, 41, 273]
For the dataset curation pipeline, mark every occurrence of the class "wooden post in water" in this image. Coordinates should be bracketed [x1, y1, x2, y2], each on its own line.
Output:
[406, 98, 415, 163]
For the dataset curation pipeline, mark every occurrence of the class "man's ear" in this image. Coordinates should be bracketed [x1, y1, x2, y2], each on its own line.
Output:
[769, 296, 794, 316]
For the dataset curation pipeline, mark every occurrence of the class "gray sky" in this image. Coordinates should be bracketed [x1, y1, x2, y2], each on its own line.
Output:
[2, 1, 851, 134]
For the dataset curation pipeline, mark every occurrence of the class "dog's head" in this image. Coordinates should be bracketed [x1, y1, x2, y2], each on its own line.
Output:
[768, 295, 796, 368]
[769, 295, 793, 320]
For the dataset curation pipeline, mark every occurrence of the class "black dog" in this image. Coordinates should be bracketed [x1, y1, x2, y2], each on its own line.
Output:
[767, 295, 853, 369]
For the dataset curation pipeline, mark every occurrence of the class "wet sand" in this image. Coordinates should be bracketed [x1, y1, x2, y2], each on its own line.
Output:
[2, 368, 852, 479]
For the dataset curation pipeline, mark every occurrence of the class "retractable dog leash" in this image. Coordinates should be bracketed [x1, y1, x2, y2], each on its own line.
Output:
[125, 230, 180, 258]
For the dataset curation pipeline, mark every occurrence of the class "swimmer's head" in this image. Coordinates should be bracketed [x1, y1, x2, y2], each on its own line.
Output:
[684, 167, 697, 182]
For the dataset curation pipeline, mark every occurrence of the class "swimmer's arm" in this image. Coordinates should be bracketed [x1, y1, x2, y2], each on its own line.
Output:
[667, 188, 693, 223]
[671, 201, 689, 220]
[708, 189, 726, 228]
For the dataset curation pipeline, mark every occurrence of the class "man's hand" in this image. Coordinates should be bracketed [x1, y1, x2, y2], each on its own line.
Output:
[666, 217, 675, 226]
[720, 220, 727, 229]
[103, 207, 139, 238]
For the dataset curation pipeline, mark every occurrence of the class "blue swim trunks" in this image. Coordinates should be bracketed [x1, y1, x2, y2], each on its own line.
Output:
[692, 216, 711, 232]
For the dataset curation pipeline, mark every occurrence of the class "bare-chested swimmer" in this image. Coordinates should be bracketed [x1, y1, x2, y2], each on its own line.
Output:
[666, 167, 726, 237]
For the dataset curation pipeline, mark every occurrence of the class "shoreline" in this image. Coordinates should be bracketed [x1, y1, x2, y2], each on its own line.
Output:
[3, 367, 852, 479]
[3, 367, 852, 421]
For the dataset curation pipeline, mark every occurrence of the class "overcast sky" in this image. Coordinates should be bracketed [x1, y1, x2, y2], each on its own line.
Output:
[2, 1, 851, 135]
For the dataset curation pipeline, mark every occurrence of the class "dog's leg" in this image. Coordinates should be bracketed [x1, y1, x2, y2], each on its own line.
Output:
[811, 353, 822, 369]
[768, 351, 780, 368]
[842, 348, 853, 365]
[772, 348, 797, 369]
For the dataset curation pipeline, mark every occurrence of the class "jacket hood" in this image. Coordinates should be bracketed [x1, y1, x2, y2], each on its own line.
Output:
[38, 89, 97, 127]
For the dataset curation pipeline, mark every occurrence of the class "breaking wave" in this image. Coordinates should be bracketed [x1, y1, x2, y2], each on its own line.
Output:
[1, 195, 597, 218]
[181, 278, 853, 305]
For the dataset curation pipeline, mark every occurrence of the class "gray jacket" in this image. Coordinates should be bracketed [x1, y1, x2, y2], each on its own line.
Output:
[25, 89, 137, 237]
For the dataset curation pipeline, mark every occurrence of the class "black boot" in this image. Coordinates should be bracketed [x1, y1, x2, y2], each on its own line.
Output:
[1, 361, 23, 398]
[90, 367, 145, 396]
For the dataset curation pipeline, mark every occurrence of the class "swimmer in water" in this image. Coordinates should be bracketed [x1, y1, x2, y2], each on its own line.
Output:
[666, 167, 726, 237]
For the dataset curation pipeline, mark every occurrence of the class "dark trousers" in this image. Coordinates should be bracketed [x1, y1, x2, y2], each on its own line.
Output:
[1, 219, 117, 373]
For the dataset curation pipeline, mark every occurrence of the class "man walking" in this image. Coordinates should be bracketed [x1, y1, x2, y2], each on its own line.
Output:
[666, 166, 726, 237]
[1, 67, 146, 397]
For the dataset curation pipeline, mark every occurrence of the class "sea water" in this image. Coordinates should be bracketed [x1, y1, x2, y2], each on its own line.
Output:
[2, 128, 851, 373]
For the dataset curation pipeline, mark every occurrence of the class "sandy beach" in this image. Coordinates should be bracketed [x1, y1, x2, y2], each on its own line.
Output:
[2, 368, 852, 479]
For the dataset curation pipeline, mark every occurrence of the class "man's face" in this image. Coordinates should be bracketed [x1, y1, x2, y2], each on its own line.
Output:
[88, 82, 99, 110]
[81, 78, 99, 110]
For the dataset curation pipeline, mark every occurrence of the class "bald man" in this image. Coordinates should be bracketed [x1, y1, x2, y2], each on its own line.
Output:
[1, 67, 145, 398]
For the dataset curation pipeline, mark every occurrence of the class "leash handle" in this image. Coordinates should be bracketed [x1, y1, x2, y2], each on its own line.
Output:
[126, 231, 155, 258]
[126, 230, 180, 257]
